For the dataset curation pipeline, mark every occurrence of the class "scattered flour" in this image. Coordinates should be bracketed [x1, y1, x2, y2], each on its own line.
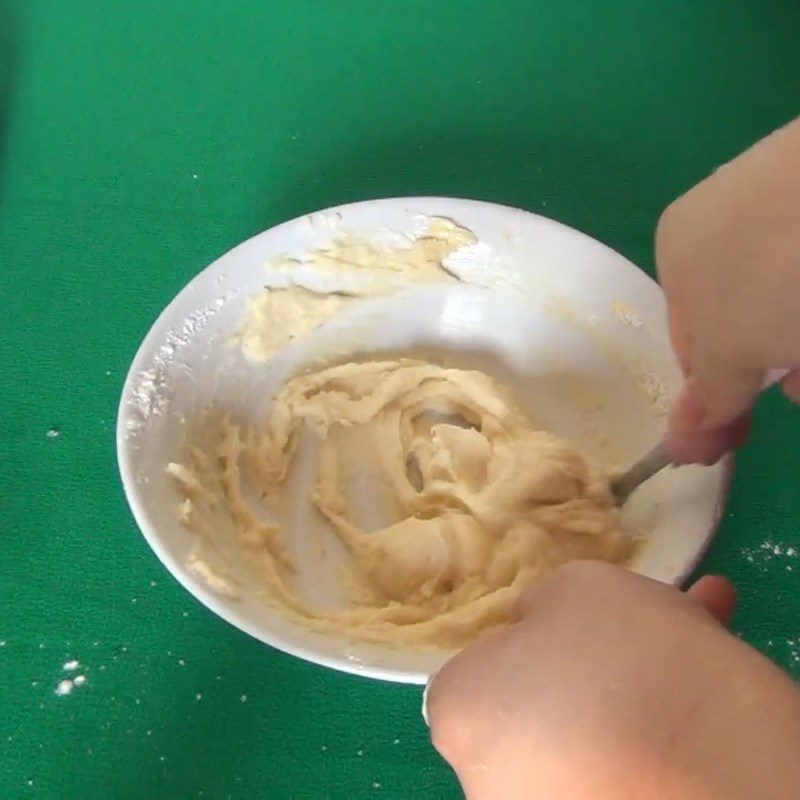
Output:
[741, 540, 799, 571]
[636, 371, 668, 414]
[125, 295, 235, 437]
[767, 638, 800, 673]
[55, 659, 87, 694]
[611, 300, 645, 328]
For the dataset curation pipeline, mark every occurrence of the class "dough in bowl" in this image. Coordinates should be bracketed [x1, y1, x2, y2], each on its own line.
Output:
[169, 359, 637, 648]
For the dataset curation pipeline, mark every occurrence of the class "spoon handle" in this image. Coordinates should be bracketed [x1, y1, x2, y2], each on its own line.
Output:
[611, 443, 671, 506]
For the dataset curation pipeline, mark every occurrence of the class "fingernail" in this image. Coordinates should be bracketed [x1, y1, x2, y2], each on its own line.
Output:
[763, 368, 790, 389]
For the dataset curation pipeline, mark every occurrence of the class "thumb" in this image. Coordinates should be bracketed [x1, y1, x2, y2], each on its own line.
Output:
[687, 575, 737, 627]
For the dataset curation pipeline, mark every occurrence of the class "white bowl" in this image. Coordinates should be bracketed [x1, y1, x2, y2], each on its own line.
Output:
[117, 197, 729, 684]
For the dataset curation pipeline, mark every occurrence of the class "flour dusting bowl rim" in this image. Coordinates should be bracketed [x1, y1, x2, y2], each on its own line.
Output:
[116, 196, 730, 684]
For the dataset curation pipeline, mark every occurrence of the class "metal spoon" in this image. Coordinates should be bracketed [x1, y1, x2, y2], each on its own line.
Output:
[610, 442, 671, 506]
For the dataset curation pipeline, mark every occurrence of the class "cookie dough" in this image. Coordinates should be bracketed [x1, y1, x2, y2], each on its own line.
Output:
[237, 287, 345, 361]
[169, 360, 635, 648]
[301, 216, 476, 282]
[236, 217, 478, 361]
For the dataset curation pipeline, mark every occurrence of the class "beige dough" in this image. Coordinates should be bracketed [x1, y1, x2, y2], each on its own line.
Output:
[236, 287, 346, 361]
[235, 217, 478, 362]
[169, 360, 636, 648]
[276, 216, 476, 286]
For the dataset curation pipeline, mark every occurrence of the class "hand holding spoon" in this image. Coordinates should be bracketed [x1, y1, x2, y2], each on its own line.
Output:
[611, 369, 790, 506]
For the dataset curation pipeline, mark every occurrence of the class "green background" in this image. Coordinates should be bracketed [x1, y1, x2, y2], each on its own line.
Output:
[2, 1, 799, 797]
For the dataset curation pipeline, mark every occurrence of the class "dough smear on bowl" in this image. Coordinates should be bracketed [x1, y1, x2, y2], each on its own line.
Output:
[169, 359, 637, 648]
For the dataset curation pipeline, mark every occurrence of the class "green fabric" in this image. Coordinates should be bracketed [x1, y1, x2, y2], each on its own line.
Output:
[2, 1, 799, 797]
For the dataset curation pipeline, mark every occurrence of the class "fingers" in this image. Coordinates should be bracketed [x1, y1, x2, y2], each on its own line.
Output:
[665, 380, 753, 464]
[517, 569, 737, 628]
[683, 369, 764, 430]
[686, 575, 737, 627]
[665, 369, 800, 464]
[665, 413, 751, 465]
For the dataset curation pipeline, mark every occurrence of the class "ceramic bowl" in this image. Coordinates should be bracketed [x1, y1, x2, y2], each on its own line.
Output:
[117, 197, 729, 684]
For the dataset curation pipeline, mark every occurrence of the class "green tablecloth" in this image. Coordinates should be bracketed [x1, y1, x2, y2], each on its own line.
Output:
[2, 2, 799, 797]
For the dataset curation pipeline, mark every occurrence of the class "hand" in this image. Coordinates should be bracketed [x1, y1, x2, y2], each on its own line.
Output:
[426, 561, 800, 800]
[656, 116, 800, 464]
